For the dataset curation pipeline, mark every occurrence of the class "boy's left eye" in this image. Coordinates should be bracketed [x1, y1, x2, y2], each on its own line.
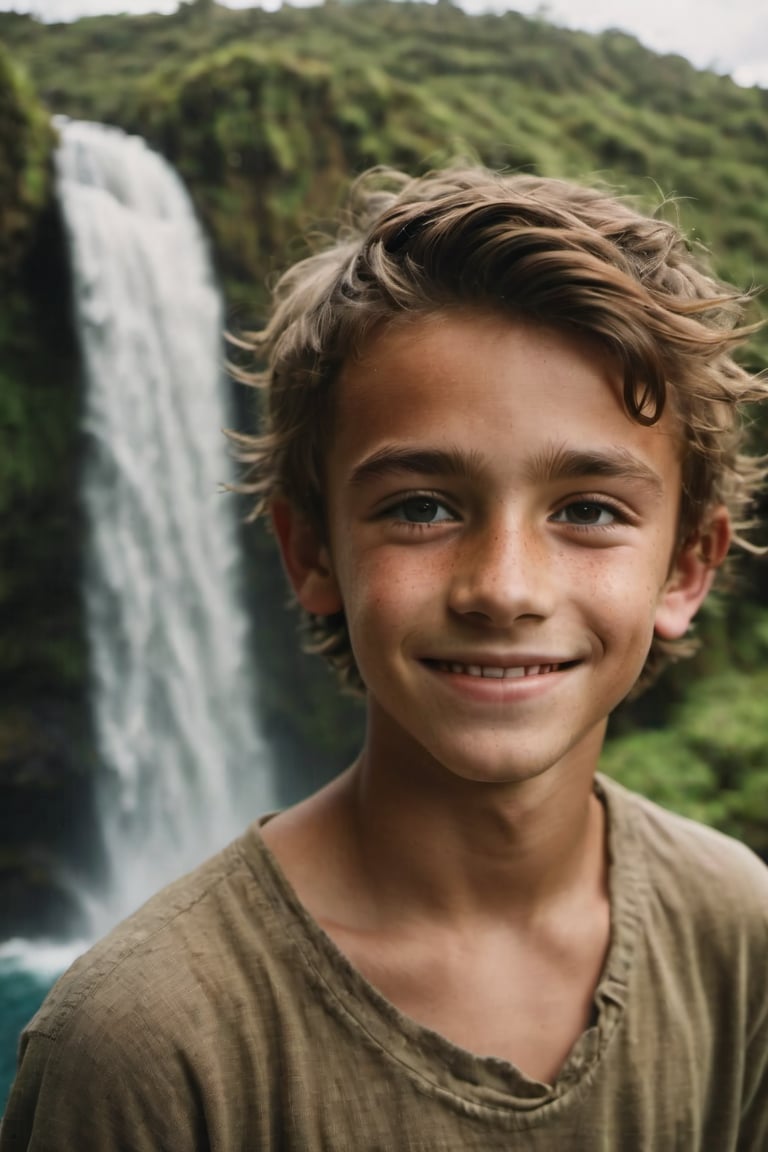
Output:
[552, 501, 618, 527]
[390, 496, 455, 524]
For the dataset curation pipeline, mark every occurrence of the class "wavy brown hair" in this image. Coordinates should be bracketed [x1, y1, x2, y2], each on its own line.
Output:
[231, 165, 767, 694]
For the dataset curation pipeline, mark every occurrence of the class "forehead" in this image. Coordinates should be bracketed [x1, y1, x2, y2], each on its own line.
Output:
[332, 309, 682, 478]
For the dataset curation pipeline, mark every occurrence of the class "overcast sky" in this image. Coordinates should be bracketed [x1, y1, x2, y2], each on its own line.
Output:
[2, 0, 766, 87]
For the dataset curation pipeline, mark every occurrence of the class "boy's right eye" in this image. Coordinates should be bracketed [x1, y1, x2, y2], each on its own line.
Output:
[390, 496, 455, 524]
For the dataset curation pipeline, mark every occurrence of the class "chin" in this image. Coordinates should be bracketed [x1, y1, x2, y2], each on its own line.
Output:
[432, 750, 562, 789]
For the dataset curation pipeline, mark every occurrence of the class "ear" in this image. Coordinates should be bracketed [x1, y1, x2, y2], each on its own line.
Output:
[654, 507, 731, 640]
[271, 497, 343, 616]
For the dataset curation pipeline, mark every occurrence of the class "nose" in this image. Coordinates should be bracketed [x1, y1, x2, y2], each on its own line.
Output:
[447, 514, 556, 626]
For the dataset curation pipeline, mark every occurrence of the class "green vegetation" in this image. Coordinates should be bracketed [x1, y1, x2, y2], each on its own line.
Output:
[606, 603, 768, 855]
[0, 47, 52, 271]
[0, 1, 766, 877]
[0, 44, 96, 936]
[0, 44, 84, 695]
[4, 2, 768, 350]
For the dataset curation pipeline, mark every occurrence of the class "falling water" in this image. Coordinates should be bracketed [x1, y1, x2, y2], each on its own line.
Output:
[54, 119, 274, 935]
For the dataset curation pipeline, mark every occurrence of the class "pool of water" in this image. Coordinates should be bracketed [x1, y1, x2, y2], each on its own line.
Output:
[0, 941, 85, 1114]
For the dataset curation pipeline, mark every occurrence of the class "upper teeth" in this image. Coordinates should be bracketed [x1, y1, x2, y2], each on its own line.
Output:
[445, 663, 557, 678]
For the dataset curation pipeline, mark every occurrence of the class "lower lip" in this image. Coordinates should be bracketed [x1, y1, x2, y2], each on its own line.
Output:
[421, 662, 574, 703]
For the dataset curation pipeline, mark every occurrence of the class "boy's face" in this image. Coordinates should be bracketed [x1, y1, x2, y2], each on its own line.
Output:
[279, 309, 723, 787]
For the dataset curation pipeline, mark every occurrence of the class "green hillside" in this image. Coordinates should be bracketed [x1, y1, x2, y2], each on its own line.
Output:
[4, 1, 768, 338]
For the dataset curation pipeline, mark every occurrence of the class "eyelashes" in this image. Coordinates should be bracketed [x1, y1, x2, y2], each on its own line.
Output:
[383, 494, 458, 526]
[377, 491, 632, 532]
[550, 500, 628, 529]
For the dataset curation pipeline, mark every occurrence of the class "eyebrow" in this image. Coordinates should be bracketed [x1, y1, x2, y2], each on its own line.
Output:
[347, 441, 666, 497]
[525, 444, 666, 498]
[348, 446, 479, 487]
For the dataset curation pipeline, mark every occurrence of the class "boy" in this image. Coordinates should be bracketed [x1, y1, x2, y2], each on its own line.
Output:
[2, 166, 768, 1150]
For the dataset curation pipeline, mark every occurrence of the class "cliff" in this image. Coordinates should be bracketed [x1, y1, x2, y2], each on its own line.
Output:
[0, 49, 97, 936]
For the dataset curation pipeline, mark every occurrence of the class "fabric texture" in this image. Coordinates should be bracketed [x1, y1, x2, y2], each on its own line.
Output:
[2, 775, 767, 1151]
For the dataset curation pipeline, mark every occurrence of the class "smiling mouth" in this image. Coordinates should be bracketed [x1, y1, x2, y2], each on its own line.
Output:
[428, 660, 577, 679]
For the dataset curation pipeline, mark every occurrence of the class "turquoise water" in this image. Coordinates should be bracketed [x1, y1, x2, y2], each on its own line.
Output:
[0, 943, 82, 1114]
[0, 973, 52, 1111]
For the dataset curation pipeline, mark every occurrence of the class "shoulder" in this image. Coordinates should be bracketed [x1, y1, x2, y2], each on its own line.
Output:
[2, 828, 296, 1150]
[598, 772, 768, 899]
[598, 772, 768, 972]
[31, 829, 252, 1036]
[34, 823, 310, 1045]
[597, 777, 768, 1147]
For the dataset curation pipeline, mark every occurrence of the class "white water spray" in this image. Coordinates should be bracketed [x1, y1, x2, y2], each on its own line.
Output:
[54, 119, 274, 935]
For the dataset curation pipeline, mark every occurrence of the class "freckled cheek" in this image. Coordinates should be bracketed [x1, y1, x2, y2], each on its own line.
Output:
[568, 554, 623, 600]
[575, 561, 659, 639]
[340, 556, 435, 638]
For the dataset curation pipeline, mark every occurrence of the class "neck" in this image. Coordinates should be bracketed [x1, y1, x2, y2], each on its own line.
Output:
[331, 721, 607, 930]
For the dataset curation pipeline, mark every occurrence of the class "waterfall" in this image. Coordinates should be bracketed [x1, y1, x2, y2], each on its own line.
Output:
[54, 119, 274, 935]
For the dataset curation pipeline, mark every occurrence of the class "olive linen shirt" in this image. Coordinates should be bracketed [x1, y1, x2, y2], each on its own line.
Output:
[2, 776, 767, 1151]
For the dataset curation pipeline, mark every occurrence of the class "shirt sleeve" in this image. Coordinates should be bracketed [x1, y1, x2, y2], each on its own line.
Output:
[0, 1018, 208, 1152]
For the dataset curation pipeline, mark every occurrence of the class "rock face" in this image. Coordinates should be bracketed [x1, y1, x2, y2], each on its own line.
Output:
[0, 52, 99, 940]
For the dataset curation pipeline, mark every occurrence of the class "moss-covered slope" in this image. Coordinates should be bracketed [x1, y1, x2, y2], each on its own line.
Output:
[4, 1, 768, 343]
